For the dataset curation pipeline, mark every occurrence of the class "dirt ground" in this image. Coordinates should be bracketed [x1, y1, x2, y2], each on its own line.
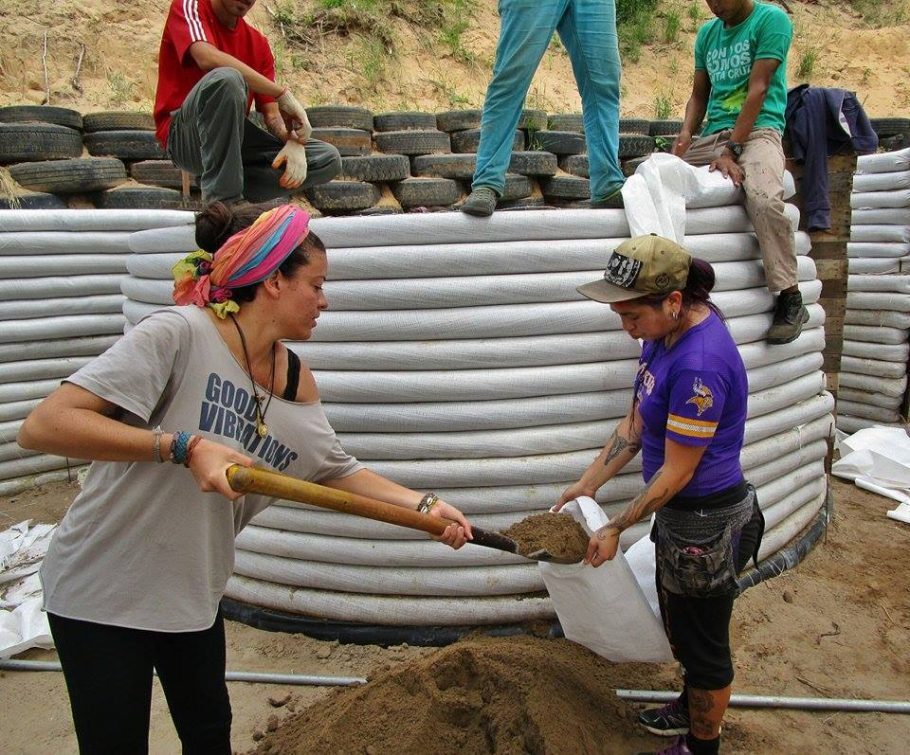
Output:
[0, 475, 908, 754]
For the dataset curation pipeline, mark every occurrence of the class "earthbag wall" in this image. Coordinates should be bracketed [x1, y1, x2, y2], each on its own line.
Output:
[124, 201, 833, 626]
[0, 209, 194, 494]
[842, 148, 910, 433]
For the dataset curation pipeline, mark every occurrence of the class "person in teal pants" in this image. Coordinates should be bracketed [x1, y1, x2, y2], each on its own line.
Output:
[461, 0, 625, 216]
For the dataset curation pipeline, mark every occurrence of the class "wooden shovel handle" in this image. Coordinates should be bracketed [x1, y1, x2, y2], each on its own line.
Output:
[226, 464, 449, 537]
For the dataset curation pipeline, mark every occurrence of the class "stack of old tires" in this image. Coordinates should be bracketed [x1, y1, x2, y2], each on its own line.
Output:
[0, 208, 194, 495]
[122, 195, 832, 630]
[841, 146, 910, 433]
[0, 105, 188, 210]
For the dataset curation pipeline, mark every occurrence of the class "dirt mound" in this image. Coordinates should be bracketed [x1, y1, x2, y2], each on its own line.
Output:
[249, 635, 660, 755]
[502, 512, 590, 563]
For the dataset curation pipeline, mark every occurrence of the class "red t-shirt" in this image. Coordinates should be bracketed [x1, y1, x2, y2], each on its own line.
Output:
[153, 0, 277, 147]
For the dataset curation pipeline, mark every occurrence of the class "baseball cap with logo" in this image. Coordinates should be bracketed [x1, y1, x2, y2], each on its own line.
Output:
[576, 234, 692, 304]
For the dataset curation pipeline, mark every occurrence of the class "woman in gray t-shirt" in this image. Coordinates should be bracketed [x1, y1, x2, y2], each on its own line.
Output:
[18, 202, 473, 754]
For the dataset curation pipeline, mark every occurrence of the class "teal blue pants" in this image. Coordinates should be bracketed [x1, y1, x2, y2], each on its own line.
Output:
[472, 0, 624, 200]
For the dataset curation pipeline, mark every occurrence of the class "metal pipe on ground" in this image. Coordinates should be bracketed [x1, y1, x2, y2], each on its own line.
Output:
[616, 689, 910, 714]
[0, 659, 366, 687]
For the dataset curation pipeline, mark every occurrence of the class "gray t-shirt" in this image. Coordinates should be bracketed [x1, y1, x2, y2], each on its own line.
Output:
[40, 306, 362, 632]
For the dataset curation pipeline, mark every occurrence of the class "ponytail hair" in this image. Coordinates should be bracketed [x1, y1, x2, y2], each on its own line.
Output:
[639, 257, 726, 320]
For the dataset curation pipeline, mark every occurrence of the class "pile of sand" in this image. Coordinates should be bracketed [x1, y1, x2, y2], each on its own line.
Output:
[502, 512, 590, 563]
[249, 635, 662, 755]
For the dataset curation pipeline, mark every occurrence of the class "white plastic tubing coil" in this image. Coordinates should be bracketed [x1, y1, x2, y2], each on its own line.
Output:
[113, 205, 833, 625]
[0, 209, 195, 492]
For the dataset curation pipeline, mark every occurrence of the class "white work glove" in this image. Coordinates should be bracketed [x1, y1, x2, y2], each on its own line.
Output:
[276, 88, 312, 142]
[271, 140, 308, 189]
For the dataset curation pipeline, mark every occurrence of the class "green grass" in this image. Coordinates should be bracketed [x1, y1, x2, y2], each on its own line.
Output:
[663, 9, 681, 44]
[618, 0, 658, 63]
[439, 0, 476, 65]
[797, 47, 818, 80]
[654, 93, 673, 120]
[106, 71, 134, 107]
[852, 0, 909, 26]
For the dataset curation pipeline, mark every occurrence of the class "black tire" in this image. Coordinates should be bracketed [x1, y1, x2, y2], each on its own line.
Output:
[548, 113, 584, 133]
[618, 134, 655, 158]
[373, 112, 437, 132]
[340, 154, 410, 182]
[509, 150, 558, 177]
[879, 133, 910, 151]
[375, 130, 450, 156]
[0, 192, 67, 210]
[622, 155, 650, 177]
[0, 105, 83, 131]
[412, 153, 476, 180]
[130, 159, 197, 189]
[619, 118, 651, 135]
[519, 109, 548, 131]
[498, 195, 548, 211]
[649, 119, 684, 136]
[869, 117, 910, 138]
[540, 174, 590, 200]
[84, 130, 166, 160]
[560, 154, 589, 178]
[310, 127, 372, 156]
[95, 185, 185, 209]
[392, 177, 460, 208]
[83, 111, 155, 132]
[305, 105, 373, 131]
[451, 128, 524, 154]
[305, 180, 380, 212]
[8, 157, 127, 193]
[500, 173, 533, 201]
[532, 130, 586, 155]
[0, 123, 84, 163]
[435, 109, 482, 132]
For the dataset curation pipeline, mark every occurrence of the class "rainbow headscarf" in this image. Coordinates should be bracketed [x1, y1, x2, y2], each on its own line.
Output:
[172, 205, 310, 318]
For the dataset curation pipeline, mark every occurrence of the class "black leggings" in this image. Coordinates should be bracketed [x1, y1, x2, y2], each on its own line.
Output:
[48, 609, 232, 755]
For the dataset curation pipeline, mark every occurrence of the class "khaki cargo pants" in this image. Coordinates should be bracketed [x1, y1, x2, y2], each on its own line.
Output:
[682, 129, 798, 293]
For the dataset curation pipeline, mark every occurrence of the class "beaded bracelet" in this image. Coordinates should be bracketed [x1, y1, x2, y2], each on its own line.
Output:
[183, 435, 203, 468]
[152, 426, 164, 464]
[417, 492, 439, 514]
[170, 431, 193, 465]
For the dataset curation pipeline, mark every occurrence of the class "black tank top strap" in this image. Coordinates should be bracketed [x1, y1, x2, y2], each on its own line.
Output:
[282, 348, 301, 401]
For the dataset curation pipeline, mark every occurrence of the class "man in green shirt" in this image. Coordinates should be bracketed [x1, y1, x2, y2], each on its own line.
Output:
[673, 0, 805, 345]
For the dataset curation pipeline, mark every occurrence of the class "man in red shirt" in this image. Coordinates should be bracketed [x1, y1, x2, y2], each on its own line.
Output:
[154, 0, 340, 205]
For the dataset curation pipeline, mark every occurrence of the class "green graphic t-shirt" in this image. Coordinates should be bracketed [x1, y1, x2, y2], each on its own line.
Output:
[694, 1, 792, 135]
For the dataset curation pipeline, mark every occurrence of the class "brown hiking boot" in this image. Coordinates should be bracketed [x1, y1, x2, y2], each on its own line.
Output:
[767, 289, 809, 344]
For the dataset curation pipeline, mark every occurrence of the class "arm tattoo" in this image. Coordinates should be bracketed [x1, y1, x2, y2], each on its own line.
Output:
[607, 467, 672, 532]
[603, 428, 641, 467]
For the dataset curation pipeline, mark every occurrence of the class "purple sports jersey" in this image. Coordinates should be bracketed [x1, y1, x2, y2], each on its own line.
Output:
[634, 311, 748, 497]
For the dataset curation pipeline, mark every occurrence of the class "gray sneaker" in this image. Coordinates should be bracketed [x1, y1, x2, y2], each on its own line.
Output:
[460, 187, 497, 217]
[767, 289, 810, 344]
[638, 698, 690, 737]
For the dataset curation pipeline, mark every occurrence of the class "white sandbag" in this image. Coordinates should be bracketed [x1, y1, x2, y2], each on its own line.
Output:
[836, 414, 903, 434]
[848, 274, 910, 293]
[0, 255, 130, 278]
[837, 387, 903, 410]
[0, 209, 193, 233]
[847, 258, 903, 274]
[233, 551, 542, 596]
[842, 339, 909, 362]
[746, 372, 826, 419]
[0, 275, 126, 301]
[0, 420, 22, 443]
[538, 497, 672, 662]
[0, 380, 64, 404]
[757, 489, 826, 561]
[851, 170, 910, 193]
[0, 453, 86, 481]
[839, 371, 907, 397]
[0, 232, 133, 256]
[856, 147, 910, 174]
[0, 358, 91, 385]
[847, 242, 910, 258]
[0, 442, 39, 464]
[846, 291, 910, 312]
[0, 295, 124, 321]
[851, 189, 910, 209]
[843, 324, 908, 345]
[755, 462, 826, 517]
[851, 208, 910, 225]
[844, 308, 910, 329]
[0, 336, 118, 364]
[742, 395, 833, 447]
[850, 224, 910, 243]
[338, 419, 617, 460]
[761, 477, 827, 532]
[836, 399, 901, 423]
[126, 252, 184, 279]
[0, 314, 125, 344]
[225, 574, 555, 625]
[741, 415, 832, 473]
[738, 326, 825, 369]
[745, 352, 823, 393]
[0, 467, 85, 497]
[0, 400, 41, 423]
[841, 355, 907, 379]
[748, 439, 828, 490]
[128, 224, 197, 253]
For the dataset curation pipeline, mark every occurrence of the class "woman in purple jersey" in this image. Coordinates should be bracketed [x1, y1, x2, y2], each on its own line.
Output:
[557, 235, 763, 755]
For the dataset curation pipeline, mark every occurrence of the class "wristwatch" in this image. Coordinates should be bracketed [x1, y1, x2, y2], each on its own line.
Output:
[724, 140, 744, 160]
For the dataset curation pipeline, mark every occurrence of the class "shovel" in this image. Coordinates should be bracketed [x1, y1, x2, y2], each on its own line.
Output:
[226, 465, 575, 564]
